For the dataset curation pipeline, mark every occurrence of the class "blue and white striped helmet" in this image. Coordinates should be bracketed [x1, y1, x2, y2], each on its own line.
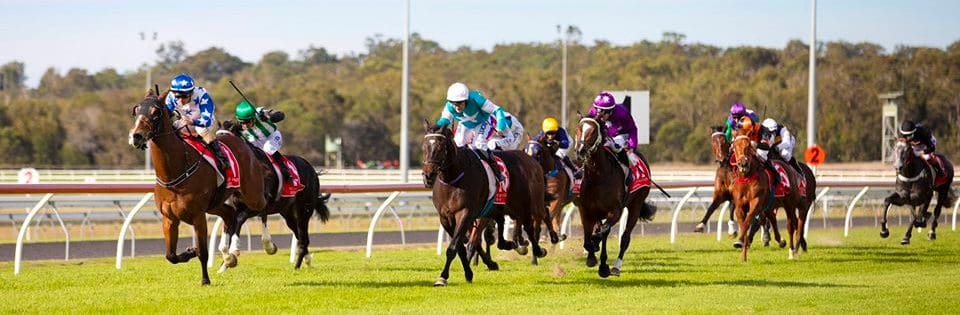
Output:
[170, 73, 195, 92]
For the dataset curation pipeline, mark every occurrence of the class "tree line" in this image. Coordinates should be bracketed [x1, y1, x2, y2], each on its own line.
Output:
[1, 32, 959, 168]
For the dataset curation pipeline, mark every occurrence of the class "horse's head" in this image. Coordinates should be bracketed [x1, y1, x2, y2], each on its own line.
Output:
[710, 126, 729, 164]
[894, 138, 915, 172]
[524, 140, 543, 159]
[575, 117, 604, 162]
[128, 89, 173, 150]
[220, 120, 244, 137]
[731, 135, 755, 177]
[421, 119, 455, 187]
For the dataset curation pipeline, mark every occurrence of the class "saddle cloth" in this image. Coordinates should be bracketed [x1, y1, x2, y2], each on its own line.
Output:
[264, 153, 305, 197]
[182, 137, 240, 189]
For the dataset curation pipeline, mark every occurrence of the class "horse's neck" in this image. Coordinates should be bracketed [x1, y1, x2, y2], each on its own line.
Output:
[439, 146, 470, 183]
[150, 131, 189, 179]
[584, 149, 619, 180]
[901, 155, 928, 178]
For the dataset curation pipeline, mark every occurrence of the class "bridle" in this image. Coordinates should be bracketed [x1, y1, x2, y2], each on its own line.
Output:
[577, 117, 604, 157]
[132, 95, 201, 188]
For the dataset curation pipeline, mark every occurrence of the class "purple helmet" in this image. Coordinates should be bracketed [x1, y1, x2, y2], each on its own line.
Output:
[729, 102, 746, 116]
[592, 91, 616, 110]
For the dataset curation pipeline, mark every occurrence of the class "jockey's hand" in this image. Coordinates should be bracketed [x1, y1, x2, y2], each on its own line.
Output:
[494, 130, 504, 137]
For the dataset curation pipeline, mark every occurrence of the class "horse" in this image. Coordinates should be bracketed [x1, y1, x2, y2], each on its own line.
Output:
[128, 89, 268, 285]
[881, 139, 955, 244]
[729, 134, 810, 261]
[524, 138, 574, 242]
[695, 126, 789, 249]
[422, 121, 555, 286]
[218, 120, 332, 270]
[574, 116, 657, 278]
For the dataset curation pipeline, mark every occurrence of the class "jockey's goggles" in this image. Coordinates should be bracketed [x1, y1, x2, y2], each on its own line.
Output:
[173, 91, 192, 99]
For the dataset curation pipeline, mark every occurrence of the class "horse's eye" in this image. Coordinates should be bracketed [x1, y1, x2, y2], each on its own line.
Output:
[131, 105, 138, 117]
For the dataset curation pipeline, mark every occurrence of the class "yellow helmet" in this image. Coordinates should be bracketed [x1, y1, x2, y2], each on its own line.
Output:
[542, 117, 560, 133]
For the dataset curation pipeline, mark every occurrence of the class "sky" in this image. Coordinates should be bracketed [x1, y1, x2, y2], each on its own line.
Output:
[2, 0, 959, 87]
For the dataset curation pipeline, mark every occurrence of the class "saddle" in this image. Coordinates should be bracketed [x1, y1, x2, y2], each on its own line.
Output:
[182, 136, 240, 189]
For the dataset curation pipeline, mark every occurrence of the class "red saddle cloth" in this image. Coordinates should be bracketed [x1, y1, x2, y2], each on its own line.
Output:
[927, 154, 950, 187]
[572, 151, 650, 194]
[493, 156, 510, 205]
[182, 137, 240, 189]
[767, 161, 807, 198]
[265, 153, 305, 197]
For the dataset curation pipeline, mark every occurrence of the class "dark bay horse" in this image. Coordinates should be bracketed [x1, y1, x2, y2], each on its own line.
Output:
[422, 121, 554, 286]
[881, 139, 955, 244]
[729, 135, 809, 261]
[524, 138, 573, 241]
[574, 116, 657, 278]
[128, 89, 268, 285]
[217, 120, 331, 270]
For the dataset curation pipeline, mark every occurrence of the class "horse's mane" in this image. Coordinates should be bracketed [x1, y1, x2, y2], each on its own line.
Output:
[710, 125, 724, 134]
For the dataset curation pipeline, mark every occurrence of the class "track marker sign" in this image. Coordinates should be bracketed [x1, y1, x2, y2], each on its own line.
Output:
[805, 145, 826, 167]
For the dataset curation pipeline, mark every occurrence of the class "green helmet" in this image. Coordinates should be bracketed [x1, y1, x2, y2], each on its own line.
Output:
[235, 100, 256, 121]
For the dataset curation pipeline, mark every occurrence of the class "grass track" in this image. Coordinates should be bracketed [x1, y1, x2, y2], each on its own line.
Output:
[2, 227, 958, 314]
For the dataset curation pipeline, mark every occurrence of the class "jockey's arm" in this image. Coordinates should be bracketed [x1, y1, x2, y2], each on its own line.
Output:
[556, 128, 571, 149]
[478, 98, 511, 131]
[435, 103, 455, 127]
[259, 108, 285, 123]
[618, 108, 639, 150]
[193, 91, 215, 128]
[724, 120, 734, 142]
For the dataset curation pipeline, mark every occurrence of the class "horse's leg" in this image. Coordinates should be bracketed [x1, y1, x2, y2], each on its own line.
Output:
[880, 193, 902, 238]
[435, 209, 473, 286]
[697, 192, 725, 232]
[612, 203, 643, 277]
[797, 201, 811, 252]
[550, 198, 567, 241]
[930, 191, 947, 240]
[280, 211, 308, 269]
[476, 224, 499, 271]
[523, 215, 547, 266]
[494, 215, 517, 251]
[902, 205, 916, 245]
[260, 215, 278, 255]
[784, 205, 798, 260]
[466, 219, 483, 266]
[597, 226, 611, 278]
[741, 199, 763, 262]
[542, 204, 561, 245]
[767, 209, 786, 248]
[209, 203, 239, 271]
[191, 214, 211, 286]
[728, 199, 738, 238]
[162, 215, 183, 264]
[511, 217, 529, 256]
[581, 215, 598, 267]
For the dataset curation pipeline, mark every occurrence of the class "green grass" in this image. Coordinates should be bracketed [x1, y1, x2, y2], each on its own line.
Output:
[2, 227, 958, 314]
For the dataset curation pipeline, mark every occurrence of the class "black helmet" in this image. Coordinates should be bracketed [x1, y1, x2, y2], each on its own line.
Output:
[899, 120, 917, 137]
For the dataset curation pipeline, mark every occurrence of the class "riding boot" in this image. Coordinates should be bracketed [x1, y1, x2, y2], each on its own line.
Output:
[615, 149, 630, 168]
[480, 149, 504, 182]
[207, 140, 228, 173]
[272, 151, 292, 182]
[562, 156, 582, 179]
[764, 158, 781, 187]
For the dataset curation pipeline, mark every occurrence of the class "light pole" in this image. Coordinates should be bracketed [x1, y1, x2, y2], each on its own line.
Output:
[807, 0, 817, 148]
[557, 25, 568, 129]
[399, 0, 411, 183]
[140, 31, 157, 170]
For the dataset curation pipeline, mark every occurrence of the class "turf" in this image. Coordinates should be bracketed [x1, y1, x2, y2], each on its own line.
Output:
[2, 227, 958, 314]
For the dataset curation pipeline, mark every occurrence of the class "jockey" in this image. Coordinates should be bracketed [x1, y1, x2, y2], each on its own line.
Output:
[900, 120, 942, 177]
[534, 117, 581, 179]
[587, 91, 638, 167]
[234, 100, 292, 182]
[436, 82, 524, 180]
[164, 73, 215, 139]
[760, 118, 801, 173]
[724, 102, 760, 142]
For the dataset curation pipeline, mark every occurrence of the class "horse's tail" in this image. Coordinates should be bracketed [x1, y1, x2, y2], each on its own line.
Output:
[315, 191, 332, 223]
[639, 202, 657, 222]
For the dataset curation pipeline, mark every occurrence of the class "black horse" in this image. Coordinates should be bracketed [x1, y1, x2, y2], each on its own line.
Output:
[881, 139, 955, 244]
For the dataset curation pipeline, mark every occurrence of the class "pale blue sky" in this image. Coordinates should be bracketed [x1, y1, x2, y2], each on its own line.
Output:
[2, 0, 958, 87]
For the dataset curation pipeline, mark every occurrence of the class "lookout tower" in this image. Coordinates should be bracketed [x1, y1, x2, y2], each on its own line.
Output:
[879, 92, 903, 164]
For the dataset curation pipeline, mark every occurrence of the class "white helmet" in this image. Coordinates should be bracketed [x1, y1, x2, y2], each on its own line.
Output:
[446, 82, 469, 102]
[761, 118, 778, 131]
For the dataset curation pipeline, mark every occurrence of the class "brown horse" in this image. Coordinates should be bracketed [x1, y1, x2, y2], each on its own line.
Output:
[217, 120, 332, 270]
[422, 121, 554, 286]
[128, 89, 267, 285]
[729, 134, 809, 262]
[574, 116, 657, 278]
[881, 139, 955, 244]
[524, 138, 573, 241]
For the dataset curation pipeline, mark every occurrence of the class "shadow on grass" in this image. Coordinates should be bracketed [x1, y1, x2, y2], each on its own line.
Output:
[287, 279, 430, 288]
[540, 278, 864, 289]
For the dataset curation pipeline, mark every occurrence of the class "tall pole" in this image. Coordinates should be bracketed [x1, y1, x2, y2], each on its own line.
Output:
[141, 31, 157, 170]
[807, 0, 817, 147]
[560, 26, 568, 129]
[399, 0, 410, 183]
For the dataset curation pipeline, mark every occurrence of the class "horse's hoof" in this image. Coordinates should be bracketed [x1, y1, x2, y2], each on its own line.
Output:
[788, 250, 796, 260]
[763, 241, 770, 247]
[693, 223, 705, 233]
[929, 232, 937, 240]
[264, 241, 278, 255]
[733, 241, 743, 249]
[464, 271, 474, 283]
[536, 247, 548, 258]
[586, 256, 598, 268]
[559, 234, 568, 241]
[217, 263, 229, 274]
[729, 231, 738, 239]
[900, 238, 911, 245]
[498, 241, 517, 251]
[516, 246, 529, 256]
[224, 253, 238, 268]
[201, 278, 211, 286]
[486, 262, 499, 271]
[880, 230, 890, 238]
[598, 264, 611, 278]
[433, 277, 448, 287]
[778, 240, 787, 249]
[610, 267, 621, 277]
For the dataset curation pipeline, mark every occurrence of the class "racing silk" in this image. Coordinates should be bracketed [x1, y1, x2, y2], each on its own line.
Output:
[241, 107, 279, 144]
[724, 109, 759, 142]
[762, 122, 795, 161]
[912, 125, 936, 153]
[164, 86, 215, 128]
[533, 127, 572, 149]
[588, 103, 638, 149]
[436, 90, 511, 131]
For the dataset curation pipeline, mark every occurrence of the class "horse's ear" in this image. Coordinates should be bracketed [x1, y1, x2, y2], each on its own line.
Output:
[576, 111, 583, 120]
[422, 118, 431, 132]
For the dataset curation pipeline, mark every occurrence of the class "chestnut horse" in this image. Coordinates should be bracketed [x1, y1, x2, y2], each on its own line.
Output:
[881, 139, 955, 244]
[524, 138, 573, 241]
[729, 134, 810, 261]
[422, 121, 555, 286]
[574, 116, 657, 278]
[128, 89, 267, 285]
